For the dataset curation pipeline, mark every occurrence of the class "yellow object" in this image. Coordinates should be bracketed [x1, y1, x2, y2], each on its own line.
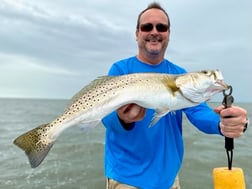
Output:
[213, 167, 246, 189]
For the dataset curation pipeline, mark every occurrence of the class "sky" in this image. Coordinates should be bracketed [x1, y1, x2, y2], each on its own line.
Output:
[0, 0, 251, 102]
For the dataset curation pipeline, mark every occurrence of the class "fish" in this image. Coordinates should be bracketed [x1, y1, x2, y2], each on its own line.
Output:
[13, 69, 229, 168]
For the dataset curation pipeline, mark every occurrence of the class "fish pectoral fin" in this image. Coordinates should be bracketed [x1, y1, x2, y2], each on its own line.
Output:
[149, 109, 170, 127]
[13, 123, 54, 168]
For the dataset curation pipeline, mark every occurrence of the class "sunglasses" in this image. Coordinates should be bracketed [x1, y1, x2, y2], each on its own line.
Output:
[140, 23, 169, 32]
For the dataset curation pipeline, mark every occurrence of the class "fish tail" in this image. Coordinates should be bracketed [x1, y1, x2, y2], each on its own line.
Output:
[13, 123, 54, 168]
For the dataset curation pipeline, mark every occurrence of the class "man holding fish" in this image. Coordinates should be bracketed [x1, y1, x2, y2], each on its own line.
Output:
[102, 2, 248, 189]
[13, 2, 248, 189]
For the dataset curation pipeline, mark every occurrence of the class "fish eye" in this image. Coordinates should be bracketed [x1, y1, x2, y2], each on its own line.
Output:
[201, 70, 217, 80]
[201, 70, 209, 75]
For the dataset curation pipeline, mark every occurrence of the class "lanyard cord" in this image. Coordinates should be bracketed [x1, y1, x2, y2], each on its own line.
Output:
[225, 138, 233, 170]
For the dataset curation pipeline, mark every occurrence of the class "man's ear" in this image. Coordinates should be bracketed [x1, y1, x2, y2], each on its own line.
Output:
[135, 30, 139, 41]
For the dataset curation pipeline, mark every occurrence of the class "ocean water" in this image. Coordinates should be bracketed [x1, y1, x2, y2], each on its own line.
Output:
[0, 98, 251, 189]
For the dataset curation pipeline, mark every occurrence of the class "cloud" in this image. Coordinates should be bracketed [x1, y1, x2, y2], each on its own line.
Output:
[0, 0, 136, 70]
[0, 0, 251, 101]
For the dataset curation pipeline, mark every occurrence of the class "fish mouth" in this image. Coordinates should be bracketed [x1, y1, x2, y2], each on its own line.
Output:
[216, 79, 229, 90]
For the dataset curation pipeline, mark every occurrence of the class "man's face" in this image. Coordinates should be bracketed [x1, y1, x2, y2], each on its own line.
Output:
[136, 9, 170, 58]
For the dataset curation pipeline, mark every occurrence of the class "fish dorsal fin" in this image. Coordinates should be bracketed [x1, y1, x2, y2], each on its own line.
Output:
[67, 76, 115, 108]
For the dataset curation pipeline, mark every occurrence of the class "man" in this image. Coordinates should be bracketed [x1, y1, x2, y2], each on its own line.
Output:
[102, 2, 248, 189]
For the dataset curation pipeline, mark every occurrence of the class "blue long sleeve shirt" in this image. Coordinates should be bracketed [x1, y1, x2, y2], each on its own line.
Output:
[102, 56, 221, 189]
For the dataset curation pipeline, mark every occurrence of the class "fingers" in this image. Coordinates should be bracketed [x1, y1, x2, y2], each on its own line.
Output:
[217, 106, 248, 138]
[117, 103, 146, 124]
[213, 105, 225, 114]
[219, 121, 245, 138]
[220, 106, 247, 118]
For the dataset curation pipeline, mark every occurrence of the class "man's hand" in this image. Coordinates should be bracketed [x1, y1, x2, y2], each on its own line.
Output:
[117, 103, 146, 124]
[214, 105, 248, 138]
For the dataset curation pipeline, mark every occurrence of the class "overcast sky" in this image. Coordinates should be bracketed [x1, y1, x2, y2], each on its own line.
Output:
[0, 0, 251, 102]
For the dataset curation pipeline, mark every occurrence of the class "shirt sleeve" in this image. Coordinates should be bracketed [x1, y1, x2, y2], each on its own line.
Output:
[183, 103, 222, 135]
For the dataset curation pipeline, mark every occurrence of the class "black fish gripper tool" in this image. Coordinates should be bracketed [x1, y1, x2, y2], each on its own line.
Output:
[222, 85, 234, 170]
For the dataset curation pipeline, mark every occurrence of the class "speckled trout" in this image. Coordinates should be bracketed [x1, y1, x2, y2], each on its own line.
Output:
[14, 70, 229, 168]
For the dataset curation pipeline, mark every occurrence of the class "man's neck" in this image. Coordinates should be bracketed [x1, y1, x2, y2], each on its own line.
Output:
[137, 54, 164, 65]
